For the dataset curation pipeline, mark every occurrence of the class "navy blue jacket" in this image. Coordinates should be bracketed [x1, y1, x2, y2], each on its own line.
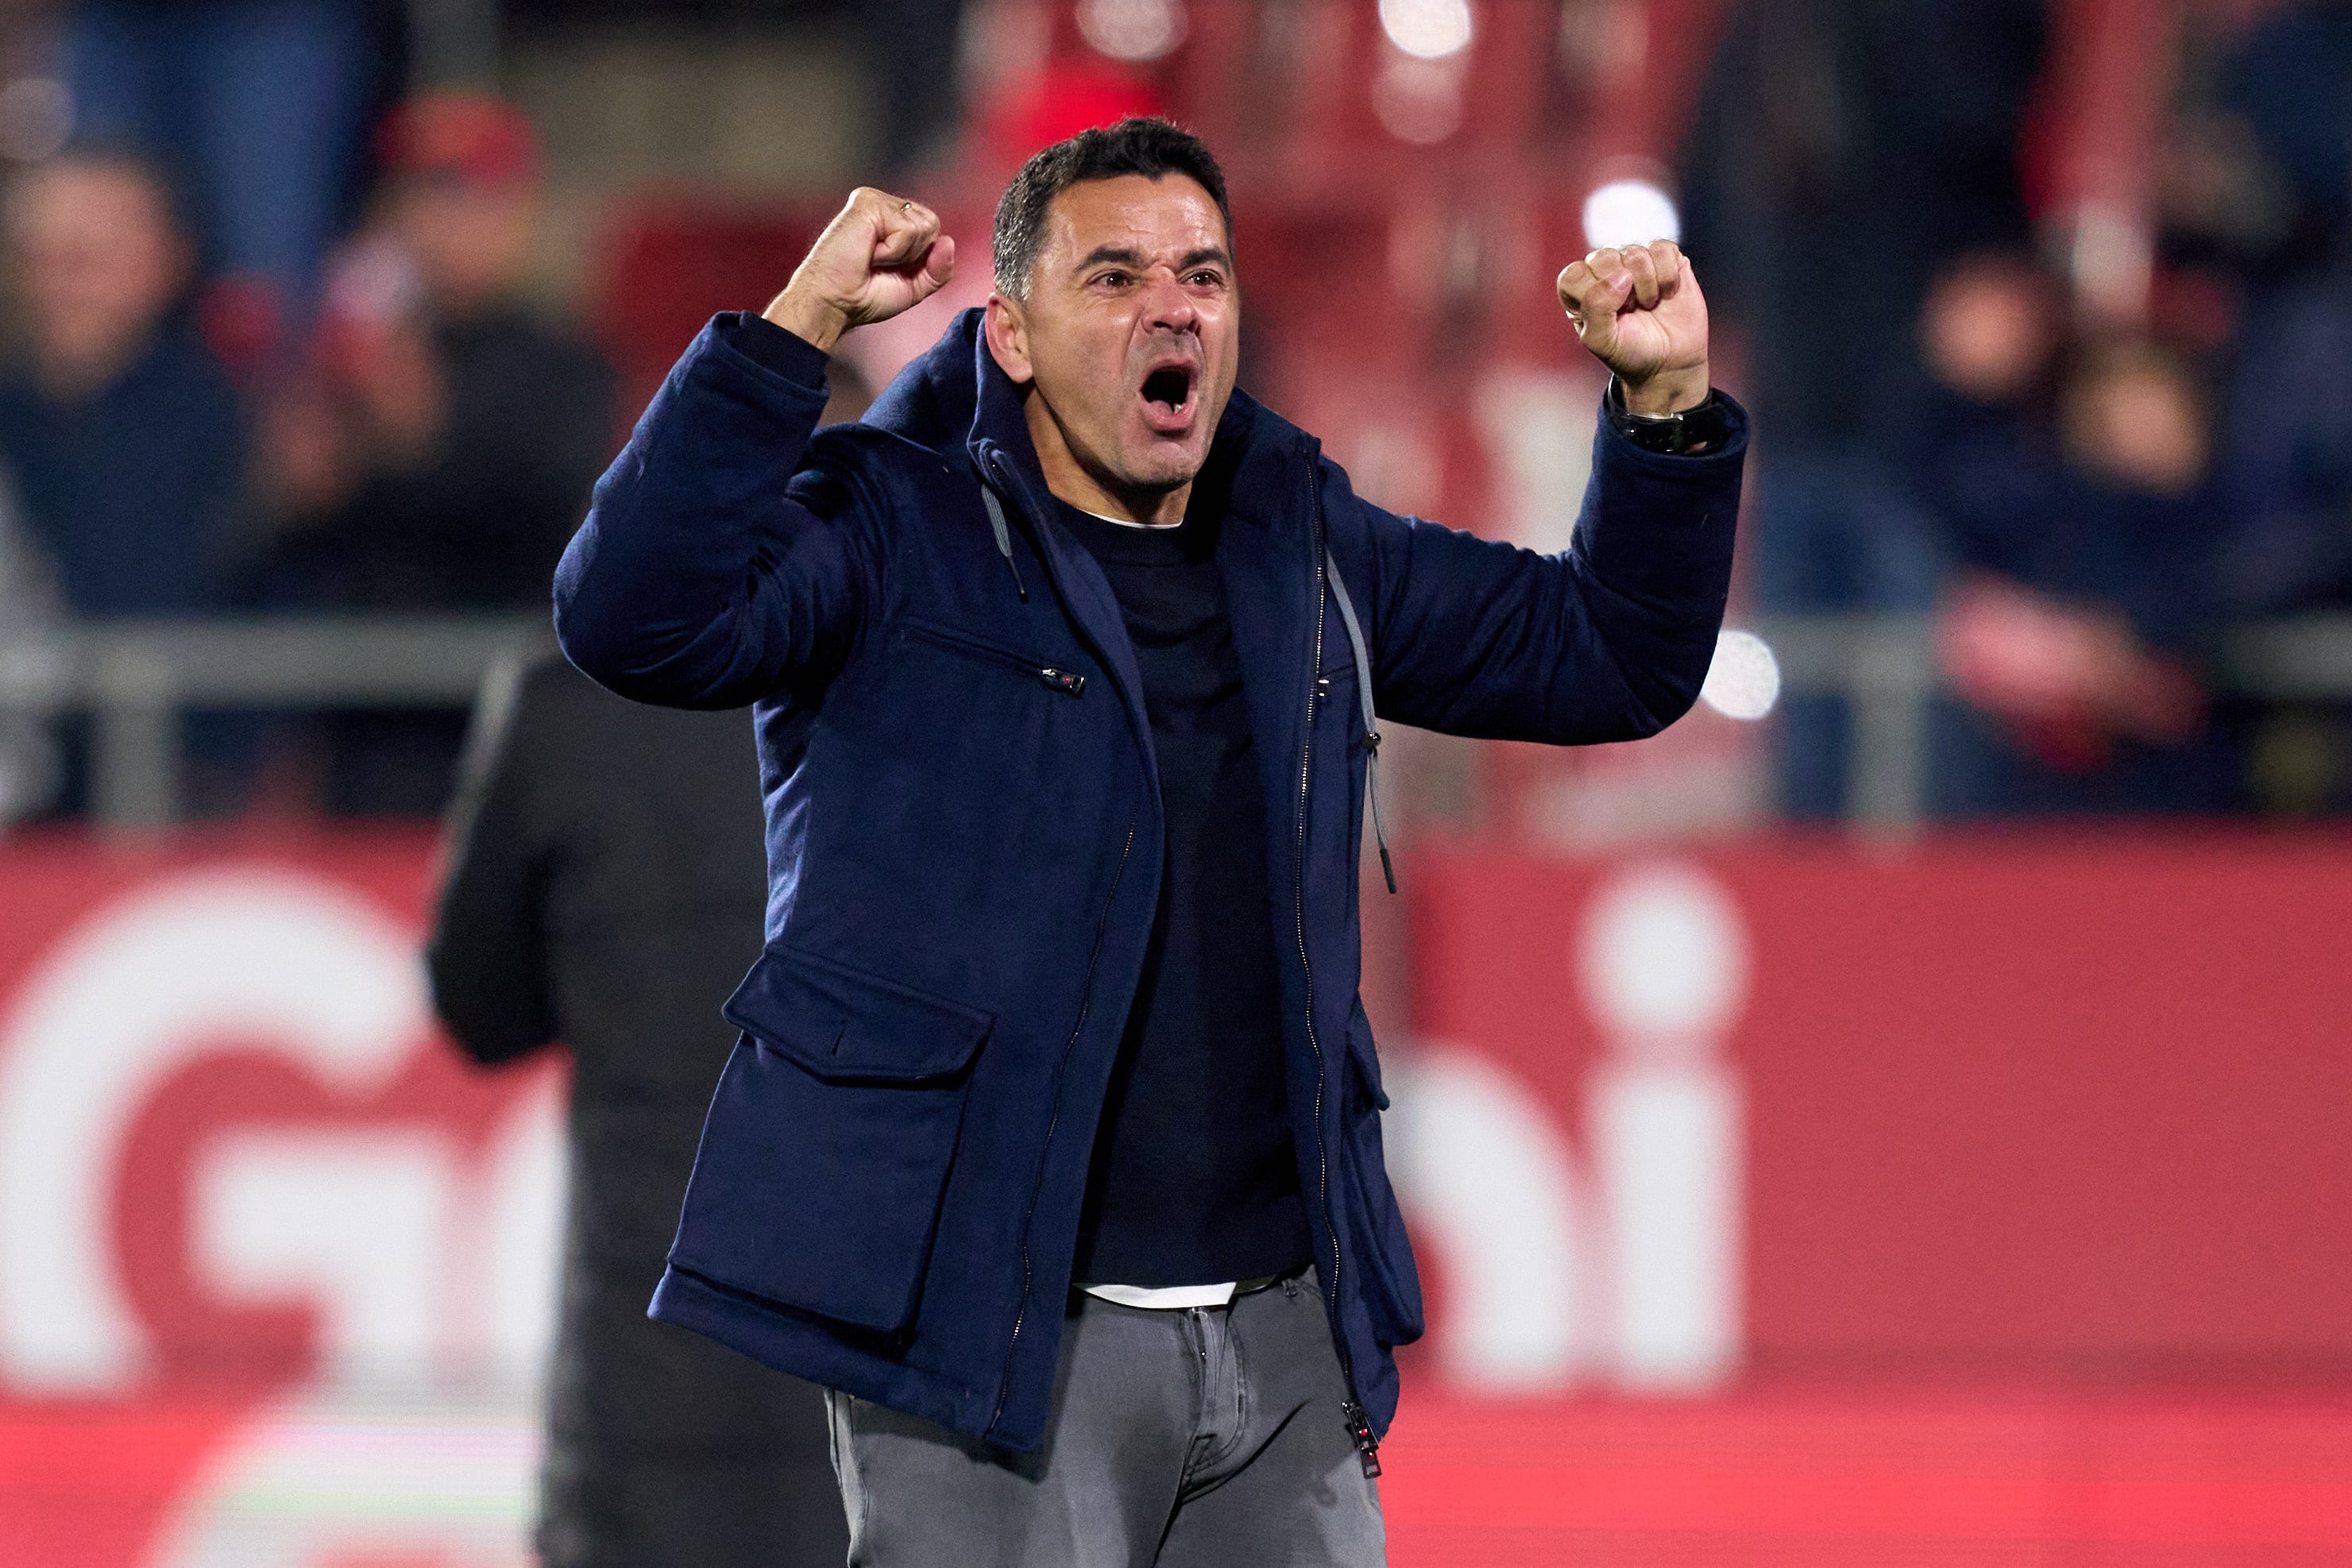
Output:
[553, 308, 1746, 1454]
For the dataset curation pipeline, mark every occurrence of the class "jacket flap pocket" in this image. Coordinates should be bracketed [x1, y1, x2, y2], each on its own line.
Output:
[723, 945, 991, 1083]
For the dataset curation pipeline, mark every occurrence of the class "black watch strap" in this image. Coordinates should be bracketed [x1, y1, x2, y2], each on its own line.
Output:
[1605, 378, 1728, 455]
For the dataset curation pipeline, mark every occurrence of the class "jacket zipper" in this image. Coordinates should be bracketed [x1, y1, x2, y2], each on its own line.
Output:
[902, 620, 1086, 697]
[1293, 458, 1381, 1480]
[988, 810, 1138, 1435]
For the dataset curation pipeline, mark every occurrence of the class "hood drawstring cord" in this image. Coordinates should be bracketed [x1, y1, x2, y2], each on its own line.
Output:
[1323, 550, 1396, 894]
[980, 483, 1029, 603]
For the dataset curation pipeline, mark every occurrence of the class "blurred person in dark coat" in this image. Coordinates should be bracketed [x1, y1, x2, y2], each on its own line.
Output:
[427, 653, 850, 1568]
[1894, 253, 2064, 559]
[1679, 0, 2049, 817]
[0, 151, 247, 618]
[259, 92, 617, 813]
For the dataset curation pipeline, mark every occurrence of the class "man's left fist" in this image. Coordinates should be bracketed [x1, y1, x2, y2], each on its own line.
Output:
[1557, 239, 1710, 415]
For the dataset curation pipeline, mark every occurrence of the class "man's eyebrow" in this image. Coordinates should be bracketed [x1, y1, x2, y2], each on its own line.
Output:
[1074, 245, 1146, 272]
[1072, 244, 1234, 274]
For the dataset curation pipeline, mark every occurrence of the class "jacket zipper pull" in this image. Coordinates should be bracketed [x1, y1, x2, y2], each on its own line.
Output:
[1342, 1401, 1381, 1478]
[979, 471, 1029, 603]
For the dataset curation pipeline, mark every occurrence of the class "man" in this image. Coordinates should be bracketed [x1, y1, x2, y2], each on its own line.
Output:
[555, 119, 1744, 1564]
[1678, 0, 2043, 818]
[426, 363, 875, 1566]
[0, 150, 251, 817]
[429, 655, 849, 1568]
[262, 91, 616, 813]
[0, 150, 246, 619]
[292, 91, 616, 615]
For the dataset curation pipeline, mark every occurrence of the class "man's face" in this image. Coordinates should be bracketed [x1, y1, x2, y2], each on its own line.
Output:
[7, 164, 184, 381]
[388, 176, 538, 319]
[987, 173, 1238, 502]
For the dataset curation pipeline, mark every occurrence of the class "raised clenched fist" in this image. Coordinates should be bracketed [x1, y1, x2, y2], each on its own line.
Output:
[763, 187, 957, 353]
[1556, 239, 1710, 415]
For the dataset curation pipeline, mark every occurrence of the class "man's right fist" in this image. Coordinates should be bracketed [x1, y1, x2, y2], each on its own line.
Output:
[763, 187, 956, 353]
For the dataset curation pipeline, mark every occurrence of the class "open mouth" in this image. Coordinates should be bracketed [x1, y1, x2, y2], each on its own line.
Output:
[1139, 364, 1196, 431]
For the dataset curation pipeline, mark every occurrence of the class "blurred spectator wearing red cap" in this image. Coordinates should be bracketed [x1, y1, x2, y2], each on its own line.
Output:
[67, 0, 375, 361]
[253, 91, 616, 815]
[369, 91, 555, 329]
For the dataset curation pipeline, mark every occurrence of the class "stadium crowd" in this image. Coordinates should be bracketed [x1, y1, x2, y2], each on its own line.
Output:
[0, 0, 2346, 825]
[1692, 0, 2352, 818]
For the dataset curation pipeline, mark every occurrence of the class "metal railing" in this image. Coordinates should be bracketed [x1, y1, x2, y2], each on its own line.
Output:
[1758, 612, 2352, 832]
[0, 615, 546, 829]
[4, 612, 2350, 833]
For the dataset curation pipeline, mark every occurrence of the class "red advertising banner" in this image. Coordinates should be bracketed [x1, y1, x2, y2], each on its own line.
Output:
[1405, 835, 2352, 1384]
[0, 831, 562, 1565]
[3, 828, 2350, 1563]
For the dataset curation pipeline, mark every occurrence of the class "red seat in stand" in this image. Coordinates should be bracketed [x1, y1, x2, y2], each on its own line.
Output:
[593, 201, 832, 424]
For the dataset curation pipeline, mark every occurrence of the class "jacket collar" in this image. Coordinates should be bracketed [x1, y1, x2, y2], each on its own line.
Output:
[861, 307, 1319, 540]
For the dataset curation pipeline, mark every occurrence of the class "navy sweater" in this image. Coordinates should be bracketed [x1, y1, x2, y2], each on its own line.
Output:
[1054, 496, 1311, 1288]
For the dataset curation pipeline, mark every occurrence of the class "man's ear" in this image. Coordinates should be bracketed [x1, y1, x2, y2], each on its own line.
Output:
[983, 293, 1034, 387]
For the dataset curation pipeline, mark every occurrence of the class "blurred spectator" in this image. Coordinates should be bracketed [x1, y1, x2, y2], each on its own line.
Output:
[1680, 0, 2049, 817]
[272, 91, 616, 612]
[256, 92, 616, 814]
[1898, 252, 2063, 559]
[429, 654, 848, 1568]
[67, 0, 374, 356]
[0, 152, 247, 618]
[1928, 334, 2231, 813]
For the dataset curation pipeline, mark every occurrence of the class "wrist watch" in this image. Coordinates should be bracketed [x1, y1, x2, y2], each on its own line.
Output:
[1605, 377, 1728, 456]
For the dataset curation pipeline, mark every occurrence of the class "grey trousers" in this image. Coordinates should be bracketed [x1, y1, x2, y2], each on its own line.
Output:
[826, 1269, 1387, 1566]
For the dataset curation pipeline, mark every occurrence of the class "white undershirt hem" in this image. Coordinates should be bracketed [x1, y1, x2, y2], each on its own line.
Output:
[1076, 505, 1180, 531]
[1079, 1280, 1238, 1309]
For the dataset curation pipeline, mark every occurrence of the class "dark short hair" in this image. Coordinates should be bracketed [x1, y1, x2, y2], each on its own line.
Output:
[991, 117, 1231, 299]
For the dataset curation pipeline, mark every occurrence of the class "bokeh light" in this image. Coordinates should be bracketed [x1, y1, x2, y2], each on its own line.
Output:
[1373, 56, 1464, 145]
[1581, 178, 1682, 250]
[1076, 0, 1188, 64]
[1700, 629, 1781, 721]
[1379, 0, 1474, 61]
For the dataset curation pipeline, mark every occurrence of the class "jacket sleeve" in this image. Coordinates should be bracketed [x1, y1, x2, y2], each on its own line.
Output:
[552, 312, 882, 710]
[1348, 392, 1747, 743]
[427, 662, 559, 1066]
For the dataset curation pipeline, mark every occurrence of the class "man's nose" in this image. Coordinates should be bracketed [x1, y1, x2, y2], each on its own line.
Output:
[1142, 269, 1198, 333]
